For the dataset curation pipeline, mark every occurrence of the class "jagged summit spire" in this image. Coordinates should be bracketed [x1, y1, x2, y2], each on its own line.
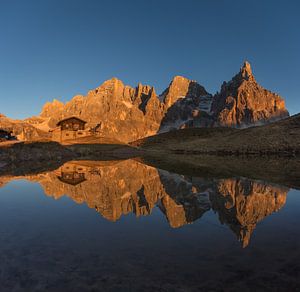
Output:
[240, 60, 254, 81]
[211, 60, 289, 126]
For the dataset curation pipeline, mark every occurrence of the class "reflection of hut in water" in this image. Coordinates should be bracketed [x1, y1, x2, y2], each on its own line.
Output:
[51, 117, 92, 142]
[56, 163, 89, 186]
[58, 172, 86, 186]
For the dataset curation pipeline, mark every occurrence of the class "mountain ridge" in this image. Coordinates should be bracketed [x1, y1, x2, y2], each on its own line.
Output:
[0, 61, 289, 143]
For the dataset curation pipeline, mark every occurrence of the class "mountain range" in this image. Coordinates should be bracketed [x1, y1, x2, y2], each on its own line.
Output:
[0, 61, 289, 143]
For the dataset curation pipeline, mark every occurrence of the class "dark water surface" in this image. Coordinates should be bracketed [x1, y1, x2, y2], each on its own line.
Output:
[0, 159, 299, 291]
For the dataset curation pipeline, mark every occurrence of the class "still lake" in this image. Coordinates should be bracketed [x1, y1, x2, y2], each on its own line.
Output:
[0, 159, 299, 291]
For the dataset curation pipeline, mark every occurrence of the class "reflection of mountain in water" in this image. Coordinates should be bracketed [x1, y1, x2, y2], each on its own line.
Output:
[210, 179, 288, 247]
[0, 160, 289, 247]
[32, 160, 211, 228]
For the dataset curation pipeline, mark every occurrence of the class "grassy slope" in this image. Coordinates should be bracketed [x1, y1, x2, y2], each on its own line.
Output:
[133, 114, 300, 155]
[61, 135, 125, 145]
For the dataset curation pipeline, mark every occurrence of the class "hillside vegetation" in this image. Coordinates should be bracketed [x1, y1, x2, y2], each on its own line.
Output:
[132, 114, 300, 156]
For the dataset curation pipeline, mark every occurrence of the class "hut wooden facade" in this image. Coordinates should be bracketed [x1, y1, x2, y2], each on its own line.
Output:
[51, 117, 92, 142]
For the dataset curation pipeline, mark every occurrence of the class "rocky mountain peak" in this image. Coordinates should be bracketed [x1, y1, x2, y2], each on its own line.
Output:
[98, 77, 125, 90]
[136, 82, 152, 97]
[168, 75, 199, 93]
[105, 76, 121, 83]
[211, 61, 289, 127]
[40, 99, 64, 118]
[161, 75, 209, 108]
[171, 75, 190, 84]
[239, 61, 255, 81]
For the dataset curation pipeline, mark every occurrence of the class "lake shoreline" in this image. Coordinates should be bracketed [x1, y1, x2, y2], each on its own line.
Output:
[1, 140, 300, 190]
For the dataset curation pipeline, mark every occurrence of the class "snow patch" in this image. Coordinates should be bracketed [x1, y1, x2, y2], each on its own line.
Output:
[158, 118, 193, 133]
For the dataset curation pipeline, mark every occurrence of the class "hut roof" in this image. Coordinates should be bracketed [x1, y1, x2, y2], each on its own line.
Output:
[56, 117, 87, 127]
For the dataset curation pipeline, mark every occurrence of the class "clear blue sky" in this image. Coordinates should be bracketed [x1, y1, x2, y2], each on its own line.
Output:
[1, 0, 299, 119]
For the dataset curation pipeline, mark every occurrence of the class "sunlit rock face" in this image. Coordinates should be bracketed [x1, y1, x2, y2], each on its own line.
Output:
[209, 178, 288, 247]
[0, 114, 50, 141]
[39, 76, 211, 142]
[37, 62, 289, 142]
[40, 78, 164, 142]
[211, 61, 289, 127]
